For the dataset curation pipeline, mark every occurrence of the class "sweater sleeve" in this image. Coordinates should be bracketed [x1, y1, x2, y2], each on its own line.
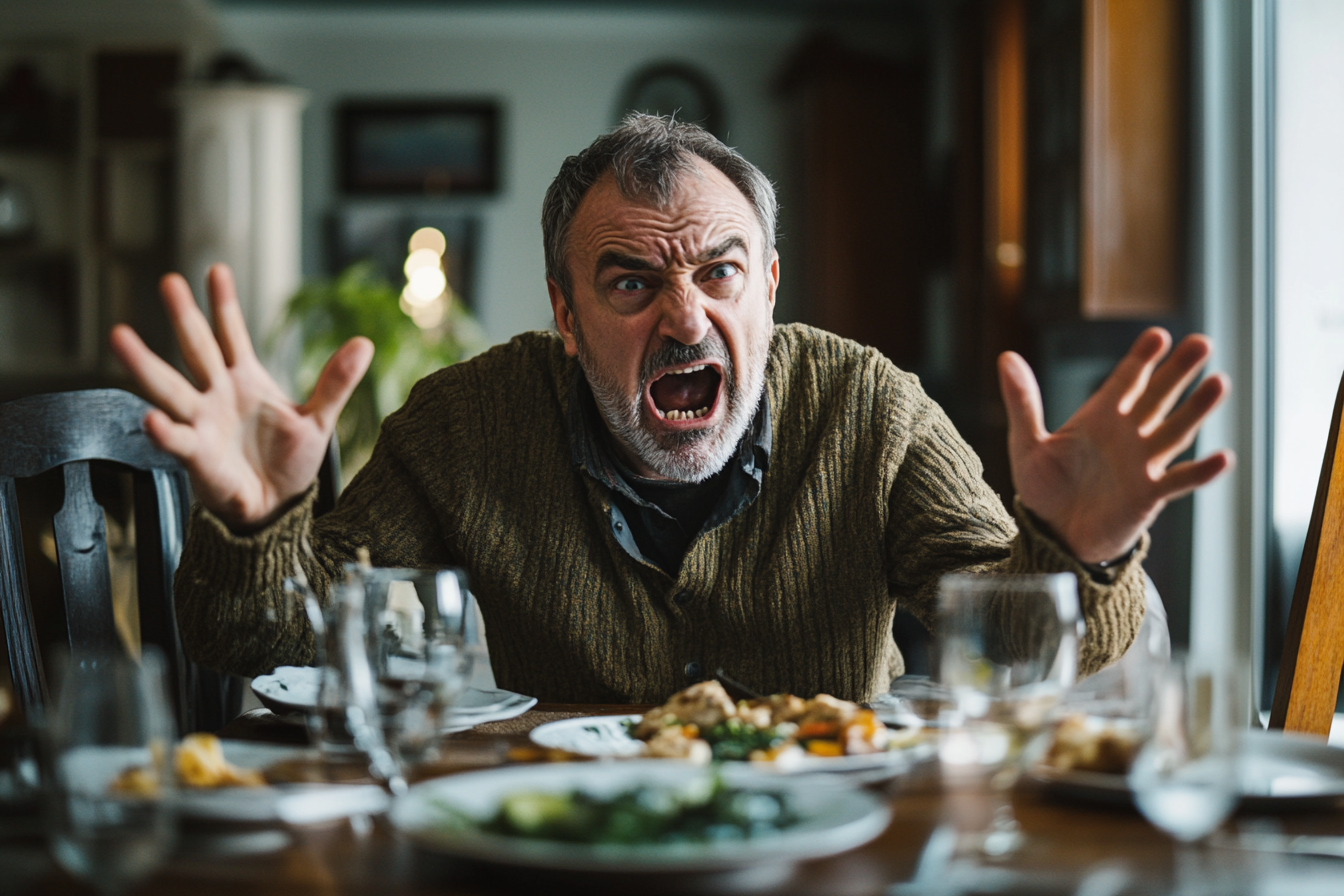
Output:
[173, 420, 452, 678]
[883, 385, 1147, 679]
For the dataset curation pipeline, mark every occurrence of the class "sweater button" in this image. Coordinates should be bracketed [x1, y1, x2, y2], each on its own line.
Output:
[684, 660, 703, 680]
[674, 590, 692, 606]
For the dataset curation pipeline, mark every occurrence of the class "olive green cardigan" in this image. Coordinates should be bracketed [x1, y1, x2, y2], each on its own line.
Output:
[174, 324, 1146, 703]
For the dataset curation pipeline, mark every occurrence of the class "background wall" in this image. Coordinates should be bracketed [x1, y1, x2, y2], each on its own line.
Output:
[216, 7, 815, 344]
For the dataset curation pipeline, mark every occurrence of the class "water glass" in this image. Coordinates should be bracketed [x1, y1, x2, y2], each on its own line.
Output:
[1129, 657, 1240, 842]
[44, 649, 177, 896]
[936, 572, 1082, 856]
[304, 566, 474, 784]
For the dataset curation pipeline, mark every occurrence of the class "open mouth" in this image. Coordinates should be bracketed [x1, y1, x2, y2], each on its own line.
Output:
[648, 363, 723, 423]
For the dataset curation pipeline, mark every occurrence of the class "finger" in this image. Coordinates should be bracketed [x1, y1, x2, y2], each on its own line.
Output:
[1132, 334, 1214, 432]
[302, 337, 375, 431]
[1145, 374, 1230, 463]
[160, 273, 228, 389]
[206, 264, 257, 367]
[998, 351, 1049, 457]
[109, 324, 203, 422]
[1155, 450, 1235, 501]
[143, 408, 200, 460]
[1096, 327, 1171, 414]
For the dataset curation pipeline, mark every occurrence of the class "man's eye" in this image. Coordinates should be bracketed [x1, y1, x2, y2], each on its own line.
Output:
[706, 263, 737, 281]
[614, 277, 647, 292]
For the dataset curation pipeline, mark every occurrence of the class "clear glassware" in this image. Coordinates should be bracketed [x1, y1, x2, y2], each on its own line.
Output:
[301, 565, 475, 788]
[1128, 656, 1240, 893]
[44, 648, 177, 896]
[936, 572, 1083, 856]
[360, 568, 475, 773]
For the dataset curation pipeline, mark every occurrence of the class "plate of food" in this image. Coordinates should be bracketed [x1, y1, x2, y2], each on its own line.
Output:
[388, 759, 891, 873]
[1031, 718, 1344, 810]
[528, 682, 931, 775]
[99, 732, 389, 823]
[251, 665, 536, 730]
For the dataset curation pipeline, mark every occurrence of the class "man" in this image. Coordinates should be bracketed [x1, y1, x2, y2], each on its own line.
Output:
[110, 115, 1231, 703]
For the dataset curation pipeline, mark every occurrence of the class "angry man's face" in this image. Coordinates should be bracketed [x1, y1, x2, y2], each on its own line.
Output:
[548, 158, 778, 482]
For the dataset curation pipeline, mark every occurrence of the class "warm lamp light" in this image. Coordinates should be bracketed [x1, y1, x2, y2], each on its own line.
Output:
[406, 267, 446, 305]
[407, 226, 447, 257]
[404, 248, 443, 277]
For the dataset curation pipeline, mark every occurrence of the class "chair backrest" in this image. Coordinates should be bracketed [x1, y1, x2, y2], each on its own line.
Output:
[1269, 370, 1344, 736]
[0, 388, 238, 733]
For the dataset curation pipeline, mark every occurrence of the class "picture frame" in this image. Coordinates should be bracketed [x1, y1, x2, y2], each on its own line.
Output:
[337, 100, 499, 196]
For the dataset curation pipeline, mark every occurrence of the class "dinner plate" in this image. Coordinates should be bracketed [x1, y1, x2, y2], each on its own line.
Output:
[251, 666, 536, 729]
[388, 760, 892, 873]
[1031, 729, 1344, 810]
[527, 714, 931, 776]
[54, 741, 388, 824]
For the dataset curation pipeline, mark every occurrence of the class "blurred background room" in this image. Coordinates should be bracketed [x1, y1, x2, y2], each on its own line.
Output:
[1, 0, 1341, 716]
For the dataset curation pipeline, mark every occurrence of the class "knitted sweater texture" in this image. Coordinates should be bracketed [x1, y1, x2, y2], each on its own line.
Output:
[174, 324, 1147, 703]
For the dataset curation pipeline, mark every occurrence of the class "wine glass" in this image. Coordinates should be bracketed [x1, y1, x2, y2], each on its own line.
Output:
[936, 572, 1082, 856]
[45, 648, 177, 896]
[1128, 656, 1240, 894]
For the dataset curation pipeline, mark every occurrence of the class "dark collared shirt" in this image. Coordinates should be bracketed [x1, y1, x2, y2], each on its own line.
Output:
[567, 373, 772, 576]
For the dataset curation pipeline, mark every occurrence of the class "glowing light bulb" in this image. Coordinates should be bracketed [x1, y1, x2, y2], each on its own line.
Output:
[408, 226, 447, 257]
[406, 267, 446, 305]
[404, 248, 443, 277]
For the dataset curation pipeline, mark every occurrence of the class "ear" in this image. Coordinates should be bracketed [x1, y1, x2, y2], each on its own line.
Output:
[547, 278, 579, 357]
[766, 250, 780, 310]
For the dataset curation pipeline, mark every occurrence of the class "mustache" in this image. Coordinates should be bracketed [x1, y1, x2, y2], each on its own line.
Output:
[639, 332, 733, 388]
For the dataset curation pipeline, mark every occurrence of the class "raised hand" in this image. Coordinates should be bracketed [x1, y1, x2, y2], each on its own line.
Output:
[110, 264, 373, 531]
[997, 328, 1233, 564]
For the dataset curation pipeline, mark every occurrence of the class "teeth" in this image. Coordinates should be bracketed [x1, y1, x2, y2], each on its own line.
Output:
[663, 407, 710, 422]
[665, 364, 708, 376]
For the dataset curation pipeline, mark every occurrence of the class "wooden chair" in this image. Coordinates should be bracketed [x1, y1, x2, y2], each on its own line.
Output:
[1270, 370, 1344, 736]
[0, 388, 240, 733]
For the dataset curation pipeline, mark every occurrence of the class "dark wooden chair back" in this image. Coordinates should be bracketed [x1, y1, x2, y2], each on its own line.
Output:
[1270, 370, 1344, 736]
[0, 388, 239, 733]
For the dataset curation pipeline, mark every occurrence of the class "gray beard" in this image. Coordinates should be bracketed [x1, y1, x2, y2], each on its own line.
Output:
[574, 322, 772, 483]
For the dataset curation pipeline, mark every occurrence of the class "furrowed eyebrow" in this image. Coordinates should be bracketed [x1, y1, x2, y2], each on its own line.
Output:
[689, 237, 748, 266]
[596, 251, 657, 274]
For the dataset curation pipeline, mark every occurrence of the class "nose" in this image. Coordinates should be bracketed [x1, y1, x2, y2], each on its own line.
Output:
[656, 284, 712, 347]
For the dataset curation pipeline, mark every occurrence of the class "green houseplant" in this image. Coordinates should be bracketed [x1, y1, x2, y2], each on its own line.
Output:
[284, 261, 487, 477]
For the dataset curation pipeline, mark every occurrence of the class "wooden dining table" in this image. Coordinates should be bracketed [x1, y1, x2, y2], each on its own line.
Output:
[8, 703, 1344, 895]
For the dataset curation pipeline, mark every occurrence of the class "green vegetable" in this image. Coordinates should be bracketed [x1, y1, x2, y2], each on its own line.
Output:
[456, 775, 799, 845]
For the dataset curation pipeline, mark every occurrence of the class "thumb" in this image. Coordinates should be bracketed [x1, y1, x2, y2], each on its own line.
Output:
[304, 337, 374, 430]
[997, 351, 1049, 456]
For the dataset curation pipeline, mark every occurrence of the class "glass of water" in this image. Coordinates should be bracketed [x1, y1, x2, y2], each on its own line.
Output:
[937, 572, 1083, 856]
[1129, 656, 1240, 837]
[45, 648, 177, 896]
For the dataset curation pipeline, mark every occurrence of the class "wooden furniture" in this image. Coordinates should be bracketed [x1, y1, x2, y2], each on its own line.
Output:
[0, 388, 239, 733]
[1080, 0, 1188, 319]
[8, 704, 1344, 895]
[0, 46, 183, 390]
[1270, 371, 1344, 735]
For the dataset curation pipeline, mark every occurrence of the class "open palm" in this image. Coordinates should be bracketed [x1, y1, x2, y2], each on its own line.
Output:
[110, 265, 373, 530]
[998, 328, 1233, 564]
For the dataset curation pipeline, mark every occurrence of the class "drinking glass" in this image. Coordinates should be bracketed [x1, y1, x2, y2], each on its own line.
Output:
[360, 568, 475, 772]
[936, 572, 1082, 856]
[45, 649, 177, 896]
[1128, 656, 1240, 893]
[303, 566, 474, 786]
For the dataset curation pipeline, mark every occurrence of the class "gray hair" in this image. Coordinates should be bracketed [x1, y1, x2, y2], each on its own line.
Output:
[542, 112, 778, 307]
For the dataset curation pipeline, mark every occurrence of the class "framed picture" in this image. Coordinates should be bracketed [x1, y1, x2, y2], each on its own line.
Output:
[338, 101, 499, 195]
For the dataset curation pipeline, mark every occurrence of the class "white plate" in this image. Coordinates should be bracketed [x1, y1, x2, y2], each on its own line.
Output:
[528, 714, 930, 776]
[388, 760, 891, 873]
[251, 666, 535, 728]
[53, 741, 388, 824]
[1032, 729, 1344, 809]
